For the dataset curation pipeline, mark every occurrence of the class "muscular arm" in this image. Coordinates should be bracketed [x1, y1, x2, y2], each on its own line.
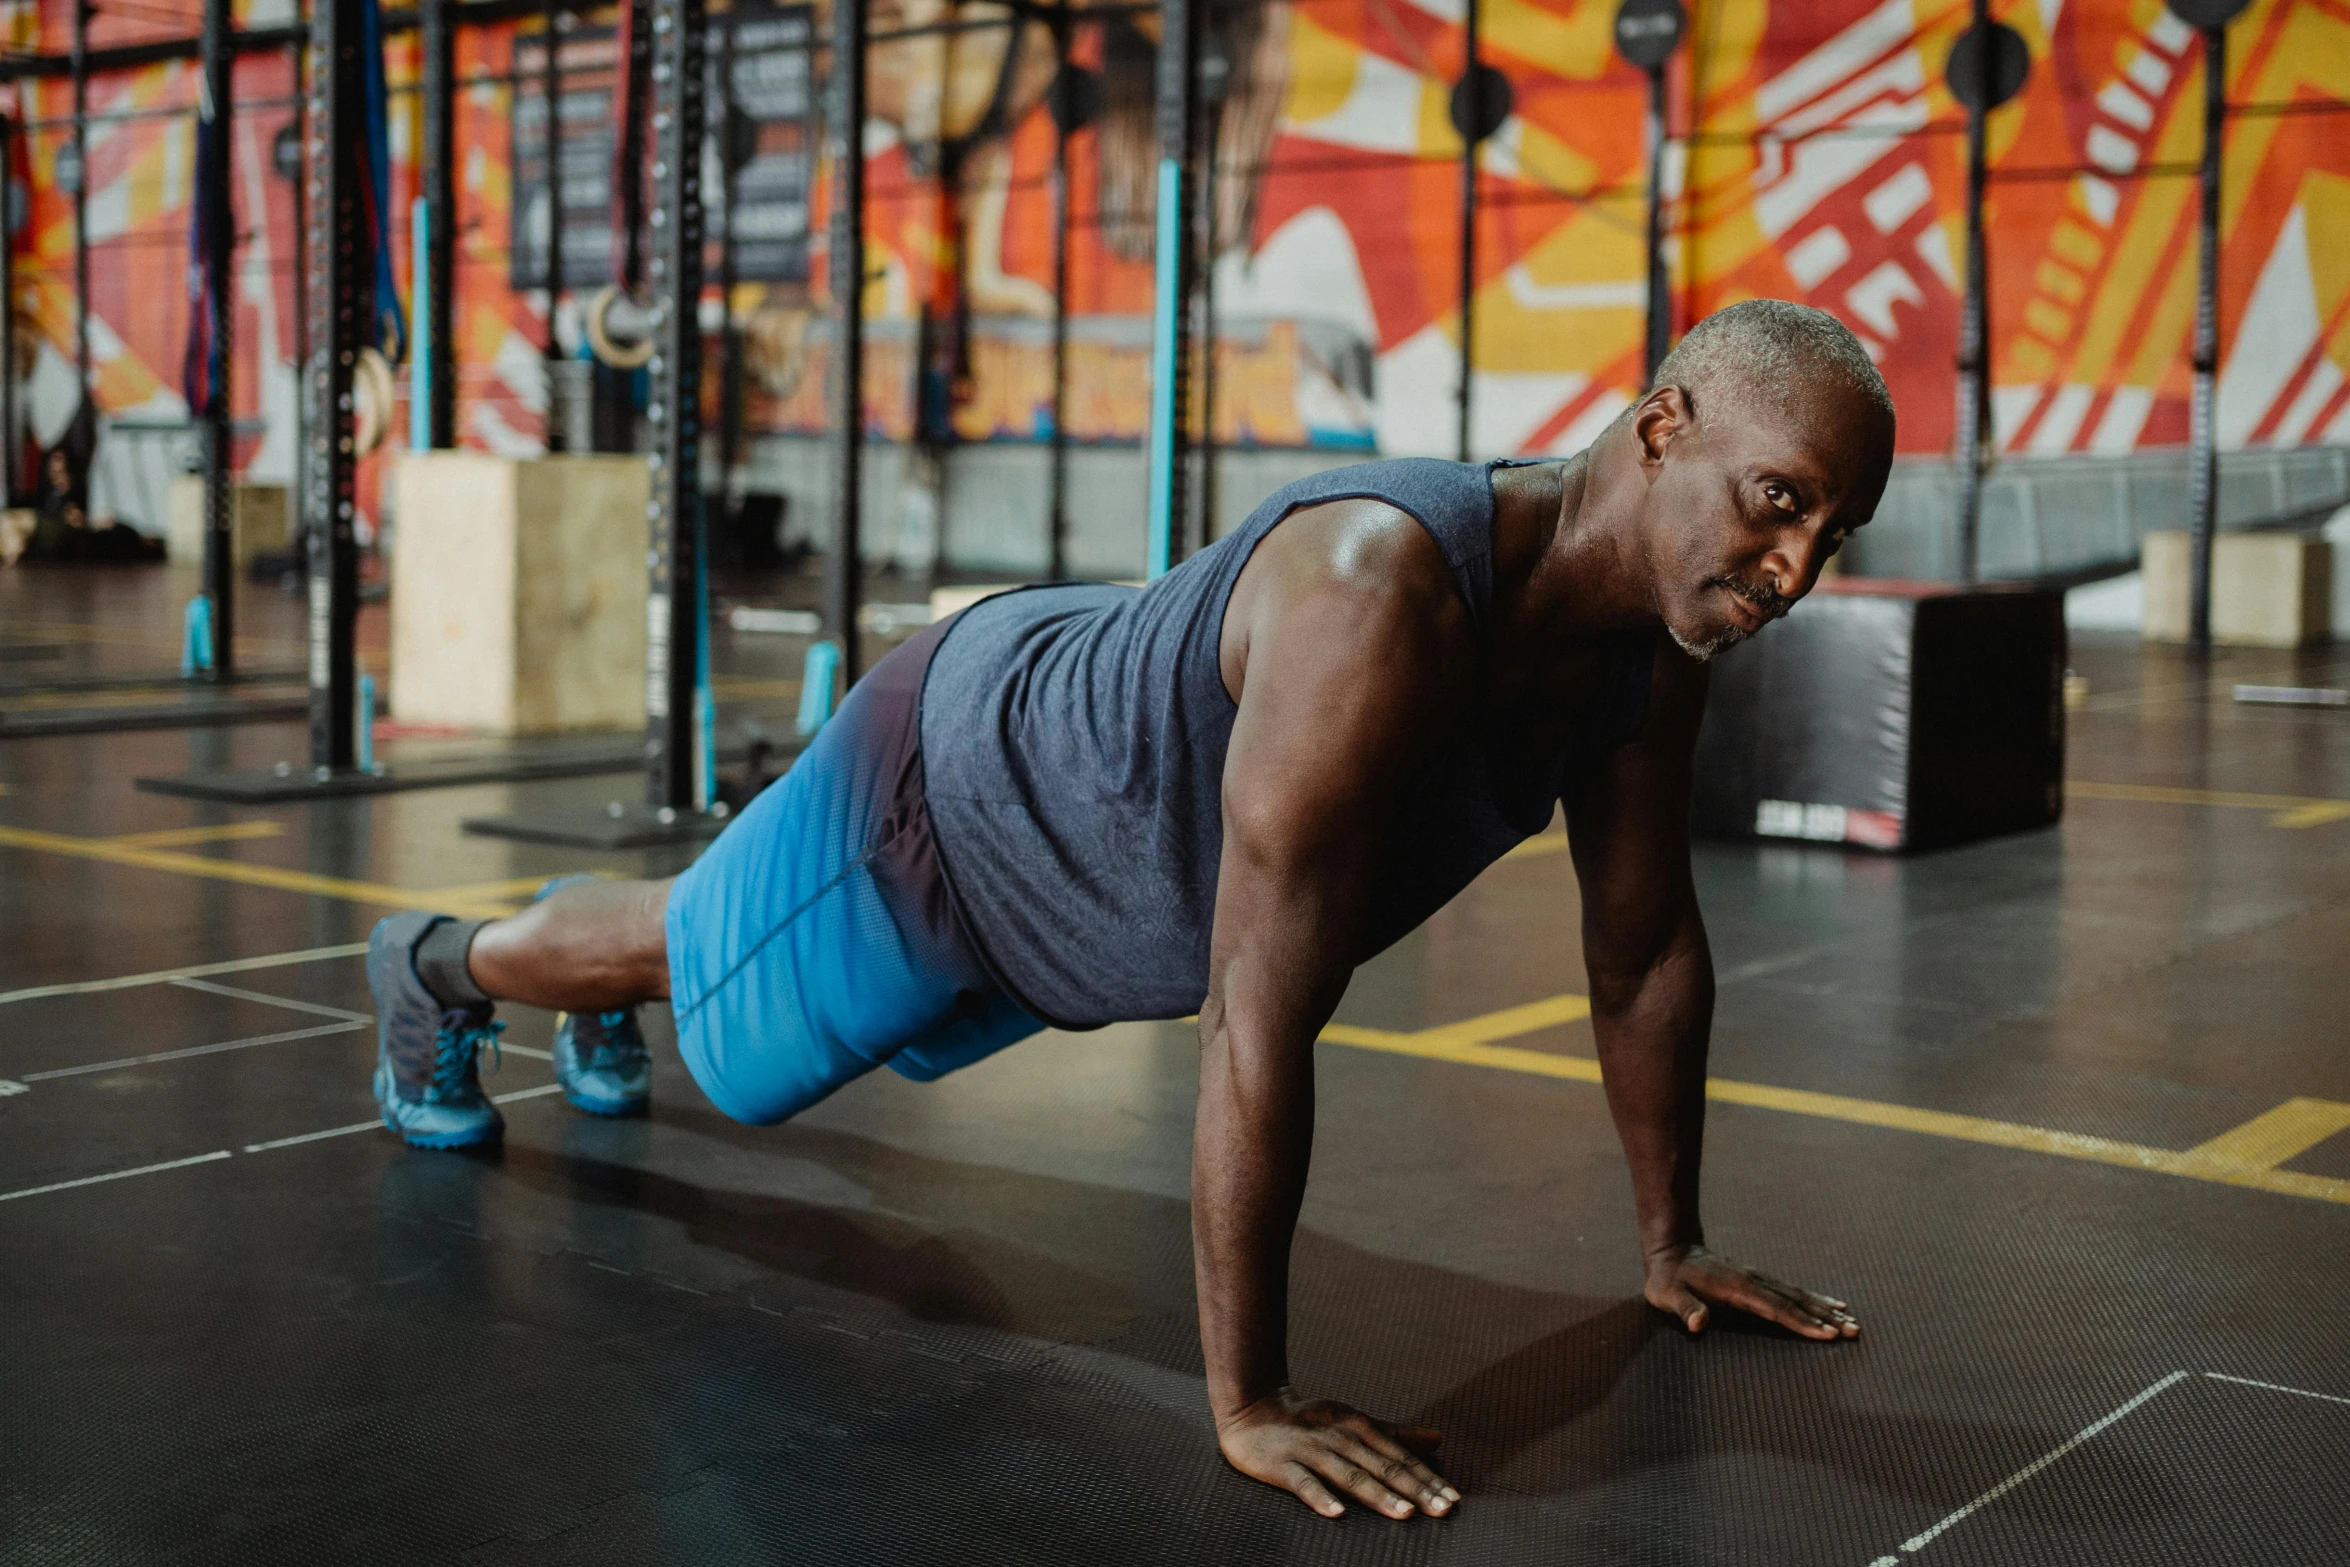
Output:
[1565, 641, 1858, 1340]
[1195, 503, 1463, 1521]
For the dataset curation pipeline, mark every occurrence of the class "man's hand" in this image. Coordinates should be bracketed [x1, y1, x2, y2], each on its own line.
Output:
[1646, 1243, 1859, 1340]
[1217, 1387, 1459, 1521]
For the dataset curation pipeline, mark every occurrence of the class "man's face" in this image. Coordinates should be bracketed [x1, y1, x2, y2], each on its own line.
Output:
[1633, 384, 1892, 662]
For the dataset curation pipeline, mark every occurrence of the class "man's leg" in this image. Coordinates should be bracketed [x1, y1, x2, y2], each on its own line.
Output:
[368, 878, 674, 1148]
[468, 877, 673, 1011]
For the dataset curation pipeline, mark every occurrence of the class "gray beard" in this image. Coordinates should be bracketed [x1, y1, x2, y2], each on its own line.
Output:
[1668, 621, 1750, 663]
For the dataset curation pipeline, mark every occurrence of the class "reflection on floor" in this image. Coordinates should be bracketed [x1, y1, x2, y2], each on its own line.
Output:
[3, 564, 2348, 1563]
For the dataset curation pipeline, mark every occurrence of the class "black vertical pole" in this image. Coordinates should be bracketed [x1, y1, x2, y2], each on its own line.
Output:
[290, 41, 308, 537]
[419, 0, 456, 448]
[0, 117, 13, 506]
[541, 0, 567, 450]
[2186, 24, 2225, 654]
[1954, 0, 1991, 587]
[1144, 0, 1196, 576]
[1454, 0, 1479, 463]
[305, 0, 363, 772]
[1197, 52, 1221, 552]
[1641, 62, 1669, 381]
[1046, 4, 1070, 582]
[645, 0, 706, 811]
[716, 22, 745, 510]
[71, 0, 89, 393]
[199, 0, 236, 680]
[618, 0, 651, 291]
[825, 0, 865, 676]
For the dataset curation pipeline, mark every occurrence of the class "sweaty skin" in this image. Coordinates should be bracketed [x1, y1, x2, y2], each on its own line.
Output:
[1196, 379, 1893, 1520]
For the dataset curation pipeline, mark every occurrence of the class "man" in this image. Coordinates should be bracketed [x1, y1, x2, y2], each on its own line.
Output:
[370, 299, 1893, 1522]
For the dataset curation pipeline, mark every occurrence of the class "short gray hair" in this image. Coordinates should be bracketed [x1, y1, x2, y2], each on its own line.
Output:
[1652, 298, 1895, 431]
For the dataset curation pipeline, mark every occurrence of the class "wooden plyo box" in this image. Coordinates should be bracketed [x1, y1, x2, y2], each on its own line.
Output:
[2143, 531, 2334, 648]
[391, 452, 650, 735]
[165, 478, 290, 567]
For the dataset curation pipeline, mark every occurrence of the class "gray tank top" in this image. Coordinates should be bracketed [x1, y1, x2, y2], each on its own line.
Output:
[919, 458, 1654, 1029]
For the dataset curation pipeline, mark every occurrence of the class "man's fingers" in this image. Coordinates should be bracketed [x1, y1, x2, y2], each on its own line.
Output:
[1281, 1462, 1348, 1519]
[1393, 1424, 1445, 1454]
[1765, 1282, 1858, 1337]
[1305, 1446, 1418, 1519]
[1685, 1266, 1857, 1340]
[1341, 1430, 1457, 1515]
[1649, 1279, 1710, 1332]
[1795, 1288, 1860, 1335]
[1734, 1282, 1840, 1340]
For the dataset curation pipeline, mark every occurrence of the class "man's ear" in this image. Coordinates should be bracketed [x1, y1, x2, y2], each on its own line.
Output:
[1629, 385, 1692, 474]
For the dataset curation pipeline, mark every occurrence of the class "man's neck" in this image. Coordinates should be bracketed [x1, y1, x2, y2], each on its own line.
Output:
[1491, 434, 1658, 647]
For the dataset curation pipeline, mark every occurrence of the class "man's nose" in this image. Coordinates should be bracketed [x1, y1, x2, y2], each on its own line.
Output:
[1764, 521, 1834, 596]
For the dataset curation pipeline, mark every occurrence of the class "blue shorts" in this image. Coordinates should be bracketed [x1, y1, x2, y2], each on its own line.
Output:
[664, 624, 1042, 1126]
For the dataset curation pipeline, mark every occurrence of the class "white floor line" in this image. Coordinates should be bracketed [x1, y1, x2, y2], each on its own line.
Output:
[3, 1071, 565, 1194]
[242, 1119, 383, 1153]
[168, 976, 371, 1023]
[2204, 1371, 2350, 1408]
[0, 943, 370, 1007]
[0, 1150, 233, 1203]
[19, 1020, 367, 1082]
[240, 1081, 564, 1154]
[1894, 1372, 2190, 1556]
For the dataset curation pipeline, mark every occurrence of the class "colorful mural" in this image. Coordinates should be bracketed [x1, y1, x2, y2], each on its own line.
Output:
[4, 0, 2347, 502]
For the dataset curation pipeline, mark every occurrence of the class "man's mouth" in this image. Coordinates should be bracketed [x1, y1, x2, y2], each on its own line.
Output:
[1710, 578, 1784, 633]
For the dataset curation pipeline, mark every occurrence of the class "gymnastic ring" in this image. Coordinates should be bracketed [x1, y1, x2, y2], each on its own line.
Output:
[352, 346, 397, 456]
[586, 284, 658, 371]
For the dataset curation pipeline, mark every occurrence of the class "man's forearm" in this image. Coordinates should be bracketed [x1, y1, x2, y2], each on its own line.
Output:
[1587, 910, 1715, 1263]
[1191, 997, 1317, 1420]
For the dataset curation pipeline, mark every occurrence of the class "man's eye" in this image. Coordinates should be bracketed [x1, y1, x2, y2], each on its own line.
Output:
[1763, 483, 1797, 512]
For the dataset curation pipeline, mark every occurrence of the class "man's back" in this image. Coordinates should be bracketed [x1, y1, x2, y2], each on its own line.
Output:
[919, 458, 1652, 1030]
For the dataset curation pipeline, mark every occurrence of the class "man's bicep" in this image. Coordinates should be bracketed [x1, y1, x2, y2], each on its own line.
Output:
[1220, 580, 1458, 876]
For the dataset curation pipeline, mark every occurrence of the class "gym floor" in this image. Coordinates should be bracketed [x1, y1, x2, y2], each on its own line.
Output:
[4, 564, 2348, 1565]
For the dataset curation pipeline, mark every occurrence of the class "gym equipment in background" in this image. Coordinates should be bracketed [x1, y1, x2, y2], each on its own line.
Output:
[1692, 581, 2066, 854]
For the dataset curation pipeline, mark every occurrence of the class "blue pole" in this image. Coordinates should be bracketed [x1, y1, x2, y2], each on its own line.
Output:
[796, 641, 840, 736]
[181, 595, 215, 677]
[409, 196, 432, 452]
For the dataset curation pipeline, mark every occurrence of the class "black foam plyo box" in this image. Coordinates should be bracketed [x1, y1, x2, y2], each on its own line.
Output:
[1691, 580, 2066, 853]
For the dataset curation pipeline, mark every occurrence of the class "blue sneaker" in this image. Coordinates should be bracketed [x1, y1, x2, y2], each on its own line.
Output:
[532, 876, 652, 1118]
[368, 912, 506, 1150]
[552, 1008, 652, 1116]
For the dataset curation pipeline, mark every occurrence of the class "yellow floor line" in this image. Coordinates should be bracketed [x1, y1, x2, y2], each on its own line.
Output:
[421, 873, 605, 902]
[2186, 1097, 2350, 1171]
[0, 824, 525, 920]
[709, 677, 802, 700]
[1502, 832, 1571, 860]
[1318, 997, 2350, 1208]
[0, 618, 309, 657]
[102, 822, 288, 849]
[2067, 780, 2350, 829]
[0, 682, 305, 714]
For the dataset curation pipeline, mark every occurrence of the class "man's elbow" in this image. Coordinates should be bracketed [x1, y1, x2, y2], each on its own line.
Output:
[1583, 926, 1707, 1016]
[1584, 954, 1661, 1017]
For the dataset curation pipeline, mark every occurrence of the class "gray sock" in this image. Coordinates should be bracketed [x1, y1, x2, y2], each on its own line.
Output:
[414, 917, 491, 1008]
